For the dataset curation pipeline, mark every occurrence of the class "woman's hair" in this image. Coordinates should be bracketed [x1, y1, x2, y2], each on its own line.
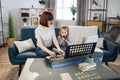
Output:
[40, 11, 53, 27]
[59, 25, 69, 38]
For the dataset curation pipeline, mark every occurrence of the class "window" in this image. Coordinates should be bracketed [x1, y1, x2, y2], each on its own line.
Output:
[56, 0, 77, 20]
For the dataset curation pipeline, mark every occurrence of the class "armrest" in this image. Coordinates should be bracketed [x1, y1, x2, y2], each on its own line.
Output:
[8, 44, 19, 65]
[103, 39, 119, 57]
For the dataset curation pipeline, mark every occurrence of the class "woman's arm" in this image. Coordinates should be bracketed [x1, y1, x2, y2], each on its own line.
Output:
[53, 35, 65, 54]
[37, 38, 56, 57]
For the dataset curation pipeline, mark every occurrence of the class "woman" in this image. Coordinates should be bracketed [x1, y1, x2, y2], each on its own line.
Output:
[35, 11, 64, 57]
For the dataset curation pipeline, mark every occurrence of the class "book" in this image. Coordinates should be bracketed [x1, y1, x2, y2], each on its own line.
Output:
[78, 62, 96, 71]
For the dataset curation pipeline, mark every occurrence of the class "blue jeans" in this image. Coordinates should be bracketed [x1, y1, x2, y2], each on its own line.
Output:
[36, 46, 53, 58]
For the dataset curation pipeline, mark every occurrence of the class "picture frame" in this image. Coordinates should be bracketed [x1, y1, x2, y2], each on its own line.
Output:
[93, 13, 101, 21]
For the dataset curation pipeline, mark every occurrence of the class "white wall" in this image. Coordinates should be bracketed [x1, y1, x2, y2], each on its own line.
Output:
[107, 0, 120, 17]
[1, 0, 41, 41]
[55, 20, 76, 27]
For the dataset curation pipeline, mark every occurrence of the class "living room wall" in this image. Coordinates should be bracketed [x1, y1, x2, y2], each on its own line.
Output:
[1, 0, 120, 43]
[107, 0, 120, 17]
[1, 0, 41, 41]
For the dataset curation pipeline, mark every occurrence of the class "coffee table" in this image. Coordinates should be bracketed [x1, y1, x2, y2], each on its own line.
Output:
[19, 58, 120, 80]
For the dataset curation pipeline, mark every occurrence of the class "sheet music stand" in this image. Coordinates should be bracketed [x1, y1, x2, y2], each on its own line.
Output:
[65, 42, 96, 58]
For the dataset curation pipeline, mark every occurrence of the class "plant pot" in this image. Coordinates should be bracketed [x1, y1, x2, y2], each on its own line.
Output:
[72, 17, 75, 20]
[88, 58, 94, 64]
[7, 38, 16, 46]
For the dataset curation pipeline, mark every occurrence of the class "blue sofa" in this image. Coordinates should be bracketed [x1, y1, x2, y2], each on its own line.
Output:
[8, 27, 119, 76]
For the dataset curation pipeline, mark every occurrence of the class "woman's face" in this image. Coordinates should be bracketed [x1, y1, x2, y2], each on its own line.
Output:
[48, 20, 53, 27]
[61, 29, 68, 37]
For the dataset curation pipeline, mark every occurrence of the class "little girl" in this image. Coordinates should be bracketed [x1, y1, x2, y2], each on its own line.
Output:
[57, 25, 71, 51]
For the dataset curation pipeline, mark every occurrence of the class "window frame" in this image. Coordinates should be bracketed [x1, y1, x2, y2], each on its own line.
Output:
[55, 0, 77, 20]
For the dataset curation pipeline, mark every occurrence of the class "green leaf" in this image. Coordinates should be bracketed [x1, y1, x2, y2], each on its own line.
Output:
[88, 53, 93, 58]
[70, 4, 77, 16]
[8, 13, 14, 38]
[39, 0, 46, 4]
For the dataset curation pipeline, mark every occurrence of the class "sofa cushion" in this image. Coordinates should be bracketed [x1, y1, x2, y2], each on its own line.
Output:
[14, 38, 36, 53]
[68, 26, 98, 44]
[83, 35, 98, 43]
[96, 37, 104, 48]
[16, 49, 39, 59]
[115, 35, 120, 45]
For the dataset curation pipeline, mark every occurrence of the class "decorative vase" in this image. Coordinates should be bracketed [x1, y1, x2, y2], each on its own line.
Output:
[88, 58, 94, 64]
[7, 38, 16, 46]
[72, 17, 75, 20]
[24, 23, 27, 26]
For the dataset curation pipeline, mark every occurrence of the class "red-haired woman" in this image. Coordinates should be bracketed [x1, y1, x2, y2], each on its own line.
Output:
[35, 11, 64, 57]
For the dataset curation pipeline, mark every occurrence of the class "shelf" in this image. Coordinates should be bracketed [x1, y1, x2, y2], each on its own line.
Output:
[19, 8, 53, 28]
[87, 0, 108, 32]
[87, 20, 105, 32]
[106, 17, 120, 32]
[107, 22, 118, 25]
[107, 17, 120, 20]
[88, 9, 107, 11]
[87, 20, 104, 22]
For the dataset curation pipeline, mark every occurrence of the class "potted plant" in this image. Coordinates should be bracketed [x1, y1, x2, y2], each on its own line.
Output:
[39, 0, 46, 8]
[88, 53, 94, 64]
[7, 13, 16, 46]
[70, 4, 77, 20]
[117, 14, 120, 18]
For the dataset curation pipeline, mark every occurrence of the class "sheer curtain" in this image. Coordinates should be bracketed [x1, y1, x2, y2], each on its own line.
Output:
[76, 0, 87, 26]
[45, 0, 55, 9]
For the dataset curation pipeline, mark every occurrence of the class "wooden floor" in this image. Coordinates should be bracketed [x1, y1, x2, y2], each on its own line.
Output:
[0, 47, 120, 80]
[0, 47, 18, 80]
[109, 55, 120, 74]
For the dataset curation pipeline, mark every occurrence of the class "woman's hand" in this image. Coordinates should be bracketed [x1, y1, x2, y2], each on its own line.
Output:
[49, 51, 56, 57]
[57, 48, 65, 54]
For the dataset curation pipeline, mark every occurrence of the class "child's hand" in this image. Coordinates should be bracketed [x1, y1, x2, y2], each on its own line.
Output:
[61, 38, 66, 44]
[65, 39, 68, 44]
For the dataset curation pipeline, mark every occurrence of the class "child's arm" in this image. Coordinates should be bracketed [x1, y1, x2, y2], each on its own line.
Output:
[65, 36, 71, 45]
[57, 36, 65, 44]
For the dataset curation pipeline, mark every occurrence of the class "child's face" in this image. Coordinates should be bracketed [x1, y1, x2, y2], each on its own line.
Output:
[61, 29, 68, 37]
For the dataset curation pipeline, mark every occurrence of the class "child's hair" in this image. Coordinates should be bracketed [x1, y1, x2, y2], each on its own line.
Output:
[59, 25, 69, 37]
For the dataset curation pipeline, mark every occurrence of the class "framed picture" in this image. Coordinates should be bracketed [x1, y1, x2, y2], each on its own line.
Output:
[93, 13, 101, 21]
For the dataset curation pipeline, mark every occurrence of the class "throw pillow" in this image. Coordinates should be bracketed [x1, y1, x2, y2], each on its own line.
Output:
[14, 38, 36, 53]
[96, 37, 104, 48]
[83, 35, 98, 43]
[115, 35, 120, 45]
